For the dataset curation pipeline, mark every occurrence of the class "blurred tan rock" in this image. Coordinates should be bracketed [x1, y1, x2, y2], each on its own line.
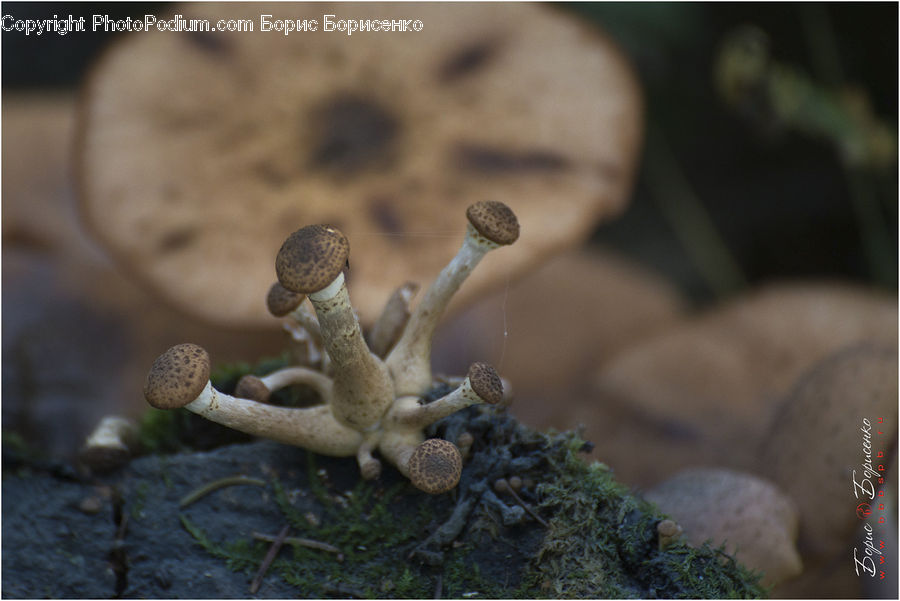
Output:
[759, 344, 897, 599]
[591, 282, 896, 486]
[2, 93, 284, 459]
[645, 468, 802, 588]
[432, 247, 686, 431]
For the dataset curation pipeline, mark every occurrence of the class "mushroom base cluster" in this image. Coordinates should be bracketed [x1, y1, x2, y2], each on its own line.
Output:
[144, 201, 519, 494]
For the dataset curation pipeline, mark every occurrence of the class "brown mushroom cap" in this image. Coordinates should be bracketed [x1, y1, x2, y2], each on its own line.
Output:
[407, 438, 463, 494]
[467, 362, 504, 404]
[144, 343, 210, 409]
[275, 225, 349, 294]
[266, 282, 305, 317]
[466, 201, 520, 246]
[77, 2, 642, 328]
[234, 374, 271, 403]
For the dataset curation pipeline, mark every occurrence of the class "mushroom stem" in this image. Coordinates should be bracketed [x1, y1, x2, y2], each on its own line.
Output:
[368, 281, 419, 358]
[356, 431, 383, 480]
[377, 430, 423, 477]
[288, 301, 324, 348]
[386, 201, 519, 396]
[308, 273, 394, 431]
[185, 382, 363, 456]
[386, 363, 504, 430]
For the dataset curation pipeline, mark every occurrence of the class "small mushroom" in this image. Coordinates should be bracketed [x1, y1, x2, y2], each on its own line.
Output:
[386, 362, 504, 429]
[144, 343, 362, 456]
[645, 467, 802, 588]
[386, 201, 519, 395]
[406, 439, 464, 495]
[78, 416, 138, 472]
[276, 225, 394, 430]
[234, 367, 333, 403]
[656, 519, 683, 551]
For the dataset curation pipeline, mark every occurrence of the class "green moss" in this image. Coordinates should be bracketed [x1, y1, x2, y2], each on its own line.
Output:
[168, 357, 764, 599]
[522, 435, 766, 599]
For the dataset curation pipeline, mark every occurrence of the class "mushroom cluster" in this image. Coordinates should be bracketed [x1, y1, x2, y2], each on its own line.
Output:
[144, 201, 518, 494]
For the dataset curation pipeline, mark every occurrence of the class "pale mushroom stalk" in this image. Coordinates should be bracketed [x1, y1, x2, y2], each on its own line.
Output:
[387, 201, 519, 396]
[386, 362, 504, 430]
[356, 431, 383, 480]
[145, 344, 362, 456]
[276, 225, 394, 431]
[309, 273, 394, 430]
[235, 367, 333, 403]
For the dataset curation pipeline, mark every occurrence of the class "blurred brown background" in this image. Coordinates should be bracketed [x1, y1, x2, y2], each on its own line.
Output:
[2, 3, 897, 596]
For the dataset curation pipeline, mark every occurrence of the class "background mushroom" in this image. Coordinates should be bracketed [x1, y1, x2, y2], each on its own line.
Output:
[77, 2, 642, 329]
[644, 467, 802, 588]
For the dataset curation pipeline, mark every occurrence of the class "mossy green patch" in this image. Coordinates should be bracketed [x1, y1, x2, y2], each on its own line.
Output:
[521, 436, 766, 598]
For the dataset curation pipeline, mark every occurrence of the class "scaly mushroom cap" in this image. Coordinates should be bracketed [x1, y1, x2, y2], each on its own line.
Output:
[266, 282, 305, 317]
[234, 374, 271, 403]
[144, 343, 210, 409]
[77, 2, 642, 328]
[467, 362, 504, 404]
[407, 439, 463, 494]
[466, 201, 520, 246]
[276, 225, 349, 294]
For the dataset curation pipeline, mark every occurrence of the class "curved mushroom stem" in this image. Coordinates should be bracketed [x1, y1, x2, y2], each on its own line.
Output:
[386, 202, 518, 396]
[236, 367, 333, 403]
[356, 431, 383, 480]
[386, 226, 496, 395]
[288, 301, 324, 349]
[377, 430, 424, 478]
[386, 363, 504, 430]
[185, 381, 363, 456]
[309, 273, 395, 431]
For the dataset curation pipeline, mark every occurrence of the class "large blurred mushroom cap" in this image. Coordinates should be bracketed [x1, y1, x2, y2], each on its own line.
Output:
[77, 2, 642, 327]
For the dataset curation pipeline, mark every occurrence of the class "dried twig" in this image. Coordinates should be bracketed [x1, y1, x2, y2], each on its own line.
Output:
[252, 532, 341, 555]
[249, 525, 290, 594]
[179, 476, 266, 508]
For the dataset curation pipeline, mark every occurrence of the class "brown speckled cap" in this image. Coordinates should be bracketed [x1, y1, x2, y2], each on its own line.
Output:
[77, 2, 642, 328]
[234, 374, 271, 403]
[466, 201, 520, 246]
[144, 343, 210, 409]
[275, 225, 349, 294]
[407, 439, 463, 494]
[266, 282, 305, 317]
[467, 362, 504, 404]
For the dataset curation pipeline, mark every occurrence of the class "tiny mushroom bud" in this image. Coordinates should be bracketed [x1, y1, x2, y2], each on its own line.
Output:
[407, 439, 463, 495]
[144, 344, 362, 456]
[657, 519, 683, 551]
[235, 375, 271, 403]
[235, 367, 334, 404]
[266, 282, 305, 317]
[386, 201, 519, 396]
[276, 225, 393, 430]
[456, 431, 475, 459]
[508, 475, 523, 492]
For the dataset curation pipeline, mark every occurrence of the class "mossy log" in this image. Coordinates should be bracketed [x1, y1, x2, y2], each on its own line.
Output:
[3, 401, 764, 599]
